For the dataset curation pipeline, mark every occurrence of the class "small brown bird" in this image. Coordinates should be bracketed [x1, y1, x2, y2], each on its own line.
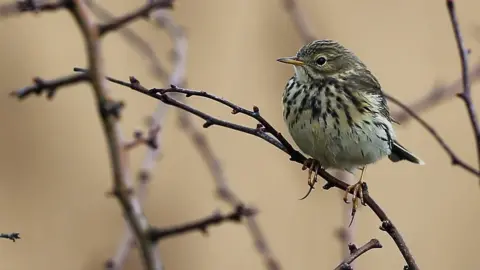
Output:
[277, 40, 424, 205]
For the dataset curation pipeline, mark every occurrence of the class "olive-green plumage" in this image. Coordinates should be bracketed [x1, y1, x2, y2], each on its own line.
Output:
[278, 40, 424, 174]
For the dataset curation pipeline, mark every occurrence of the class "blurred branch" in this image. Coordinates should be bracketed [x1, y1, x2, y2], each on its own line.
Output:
[86, 70, 283, 270]
[446, 0, 480, 175]
[386, 93, 480, 176]
[333, 239, 382, 270]
[0, 233, 20, 242]
[392, 63, 480, 123]
[148, 206, 255, 242]
[8, 1, 176, 270]
[87, 2, 280, 269]
[0, 0, 65, 16]
[281, 0, 316, 43]
[83, 71, 419, 270]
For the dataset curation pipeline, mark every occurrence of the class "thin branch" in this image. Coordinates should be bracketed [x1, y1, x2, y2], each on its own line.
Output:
[67, 1, 159, 270]
[392, 63, 480, 123]
[0, 233, 20, 242]
[85, 0, 169, 81]
[148, 206, 255, 242]
[0, 0, 65, 17]
[447, 0, 480, 174]
[9, 73, 88, 100]
[386, 93, 480, 176]
[7, 0, 175, 269]
[333, 239, 382, 270]
[98, 0, 173, 36]
[85, 72, 418, 270]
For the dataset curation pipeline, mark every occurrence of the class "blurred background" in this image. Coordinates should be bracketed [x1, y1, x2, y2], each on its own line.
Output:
[1, 0, 480, 269]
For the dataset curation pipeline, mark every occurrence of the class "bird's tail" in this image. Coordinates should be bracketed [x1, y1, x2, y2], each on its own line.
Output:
[388, 140, 425, 165]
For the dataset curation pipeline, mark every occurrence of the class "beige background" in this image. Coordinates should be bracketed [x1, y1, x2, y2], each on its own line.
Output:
[1, 0, 480, 269]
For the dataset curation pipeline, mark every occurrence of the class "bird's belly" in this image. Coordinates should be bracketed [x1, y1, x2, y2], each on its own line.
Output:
[285, 110, 393, 170]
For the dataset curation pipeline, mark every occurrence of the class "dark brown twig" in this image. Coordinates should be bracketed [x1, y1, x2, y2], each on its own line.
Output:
[446, 0, 480, 175]
[333, 239, 382, 270]
[78, 71, 418, 270]
[0, 233, 20, 242]
[98, 0, 173, 36]
[148, 206, 256, 242]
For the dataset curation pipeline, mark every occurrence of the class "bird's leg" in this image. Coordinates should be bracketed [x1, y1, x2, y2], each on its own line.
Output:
[302, 158, 322, 187]
[300, 158, 322, 200]
[343, 166, 367, 208]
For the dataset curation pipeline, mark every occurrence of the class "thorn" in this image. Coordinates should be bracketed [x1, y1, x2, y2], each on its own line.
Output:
[203, 120, 214, 128]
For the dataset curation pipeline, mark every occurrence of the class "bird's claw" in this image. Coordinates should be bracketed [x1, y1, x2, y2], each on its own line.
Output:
[300, 158, 322, 200]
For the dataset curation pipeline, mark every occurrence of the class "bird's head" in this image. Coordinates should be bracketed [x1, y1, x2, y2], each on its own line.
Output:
[277, 40, 368, 83]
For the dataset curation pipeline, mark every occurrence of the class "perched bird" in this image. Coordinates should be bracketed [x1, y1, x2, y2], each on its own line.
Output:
[277, 40, 424, 205]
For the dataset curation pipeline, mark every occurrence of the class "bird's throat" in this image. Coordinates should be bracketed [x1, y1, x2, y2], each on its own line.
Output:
[293, 66, 312, 84]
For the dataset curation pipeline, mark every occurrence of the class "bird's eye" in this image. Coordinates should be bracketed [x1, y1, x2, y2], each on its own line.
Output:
[316, 56, 327, 66]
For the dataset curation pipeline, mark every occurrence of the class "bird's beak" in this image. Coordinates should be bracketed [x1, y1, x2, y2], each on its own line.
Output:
[276, 56, 304, 66]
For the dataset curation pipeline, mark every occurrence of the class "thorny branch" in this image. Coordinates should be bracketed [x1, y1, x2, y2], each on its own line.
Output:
[76, 68, 283, 270]
[70, 71, 419, 270]
[333, 239, 383, 270]
[5, 0, 479, 270]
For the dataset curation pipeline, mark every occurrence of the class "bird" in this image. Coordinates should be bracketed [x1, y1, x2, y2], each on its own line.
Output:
[277, 39, 424, 207]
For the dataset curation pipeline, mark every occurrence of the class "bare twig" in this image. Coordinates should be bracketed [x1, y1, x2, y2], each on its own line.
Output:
[85, 72, 418, 269]
[392, 63, 480, 123]
[148, 206, 256, 242]
[0, 233, 20, 242]
[446, 0, 480, 174]
[7, 1, 177, 269]
[97, 5, 187, 270]
[9, 73, 88, 99]
[333, 239, 382, 270]
[85, 0, 169, 81]
[0, 0, 65, 17]
[67, 1, 158, 270]
[386, 93, 480, 176]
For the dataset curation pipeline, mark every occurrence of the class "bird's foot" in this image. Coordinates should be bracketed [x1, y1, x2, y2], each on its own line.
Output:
[343, 166, 367, 226]
[299, 158, 322, 200]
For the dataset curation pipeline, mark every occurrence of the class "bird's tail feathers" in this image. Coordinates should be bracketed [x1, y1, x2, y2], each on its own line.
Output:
[388, 140, 425, 165]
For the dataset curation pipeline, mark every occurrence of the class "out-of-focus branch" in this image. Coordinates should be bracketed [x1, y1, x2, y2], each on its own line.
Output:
[386, 93, 480, 176]
[7, 1, 177, 269]
[446, 0, 480, 175]
[281, 0, 316, 43]
[0, 0, 64, 17]
[333, 239, 382, 270]
[392, 63, 480, 123]
[100, 4, 187, 270]
[0, 233, 20, 242]
[88, 71, 282, 270]
[87, 3, 281, 269]
[67, 1, 158, 270]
